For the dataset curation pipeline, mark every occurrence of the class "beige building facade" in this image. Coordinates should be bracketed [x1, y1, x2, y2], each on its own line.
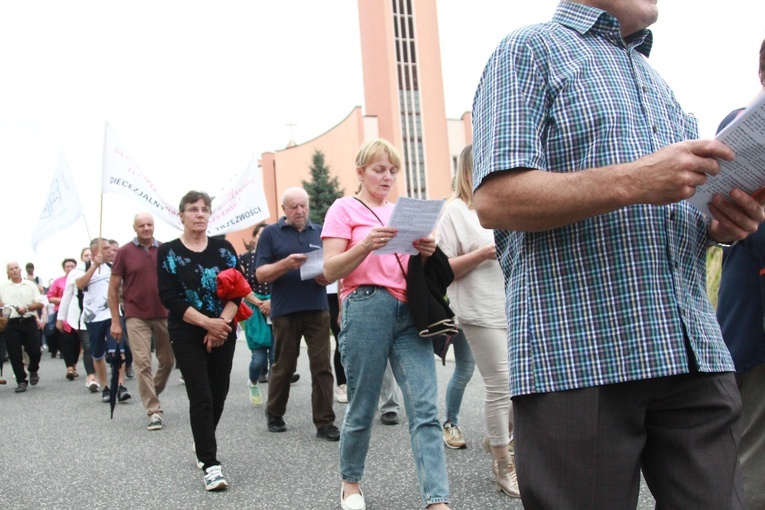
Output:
[228, 0, 472, 251]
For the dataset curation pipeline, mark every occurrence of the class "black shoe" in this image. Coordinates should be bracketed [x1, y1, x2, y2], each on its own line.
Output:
[380, 411, 400, 426]
[118, 385, 131, 402]
[102, 386, 111, 403]
[316, 424, 340, 441]
[258, 371, 269, 384]
[15, 381, 28, 393]
[29, 372, 40, 386]
[291, 373, 300, 384]
[266, 408, 286, 433]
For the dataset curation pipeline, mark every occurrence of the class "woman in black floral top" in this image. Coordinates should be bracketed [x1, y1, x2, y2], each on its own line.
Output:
[157, 190, 240, 492]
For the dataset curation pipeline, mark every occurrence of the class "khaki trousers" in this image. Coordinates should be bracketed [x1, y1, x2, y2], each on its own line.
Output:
[125, 317, 174, 416]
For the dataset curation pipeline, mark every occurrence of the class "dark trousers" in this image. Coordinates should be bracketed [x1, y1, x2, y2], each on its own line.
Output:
[5, 317, 42, 384]
[514, 372, 744, 510]
[328, 294, 346, 386]
[59, 328, 80, 367]
[60, 328, 96, 375]
[172, 329, 236, 471]
[268, 311, 335, 427]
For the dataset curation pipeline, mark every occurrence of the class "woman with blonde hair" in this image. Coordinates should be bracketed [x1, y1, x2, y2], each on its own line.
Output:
[435, 144, 519, 497]
[323, 138, 450, 510]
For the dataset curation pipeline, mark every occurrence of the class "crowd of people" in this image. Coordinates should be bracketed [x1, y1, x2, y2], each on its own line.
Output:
[2, 2, 765, 509]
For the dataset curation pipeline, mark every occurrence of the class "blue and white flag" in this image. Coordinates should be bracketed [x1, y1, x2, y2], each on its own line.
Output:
[31, 151, 83, 251]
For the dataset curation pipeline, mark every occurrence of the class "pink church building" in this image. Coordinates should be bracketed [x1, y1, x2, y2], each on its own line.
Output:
[228, 0, 473, 250]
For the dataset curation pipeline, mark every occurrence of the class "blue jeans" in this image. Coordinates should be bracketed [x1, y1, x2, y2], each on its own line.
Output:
[249, 347, 269, 383]
[443, 328, 475, 425]
[339, 286, 449, 507]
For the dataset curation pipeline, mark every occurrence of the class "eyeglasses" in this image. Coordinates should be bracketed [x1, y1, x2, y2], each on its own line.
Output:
[185, 207, 211, 215]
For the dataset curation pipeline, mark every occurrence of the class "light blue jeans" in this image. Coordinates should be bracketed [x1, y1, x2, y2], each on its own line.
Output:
[443, 328, 475, 426]
[248, 347, 269, 383]
[339, 286, 450, 507]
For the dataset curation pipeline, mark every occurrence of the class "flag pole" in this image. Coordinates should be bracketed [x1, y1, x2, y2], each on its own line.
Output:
[81, 213, 92, 243]
[97, 123, 108, 273]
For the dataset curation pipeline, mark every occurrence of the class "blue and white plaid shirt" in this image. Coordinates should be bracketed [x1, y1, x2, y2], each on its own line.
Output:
[473, 2, 734, 397]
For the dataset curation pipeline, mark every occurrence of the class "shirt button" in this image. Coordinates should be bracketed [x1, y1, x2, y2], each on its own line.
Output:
[642, 85, 647, 92]
[670, 211, 676, 221]
[652, 126, 658, 133]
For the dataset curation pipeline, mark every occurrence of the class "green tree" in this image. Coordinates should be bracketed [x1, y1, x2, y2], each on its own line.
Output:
[302, 149, 345, 224]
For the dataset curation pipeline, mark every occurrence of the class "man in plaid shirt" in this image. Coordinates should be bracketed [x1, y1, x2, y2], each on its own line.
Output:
[473, 1, 764, 508]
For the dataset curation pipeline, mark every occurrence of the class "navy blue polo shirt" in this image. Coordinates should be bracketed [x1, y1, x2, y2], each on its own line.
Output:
[717, 224, 765, 372]
[254, 216, 328, 318]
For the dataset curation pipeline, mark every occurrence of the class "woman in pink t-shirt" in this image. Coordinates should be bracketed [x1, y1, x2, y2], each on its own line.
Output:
[323, 138, 450, 510]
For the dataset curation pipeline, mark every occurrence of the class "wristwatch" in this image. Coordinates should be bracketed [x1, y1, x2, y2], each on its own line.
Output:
[705, 217, 738, 248]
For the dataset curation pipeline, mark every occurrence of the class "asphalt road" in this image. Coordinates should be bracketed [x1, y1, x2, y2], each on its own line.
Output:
[0, 337, 657, 509]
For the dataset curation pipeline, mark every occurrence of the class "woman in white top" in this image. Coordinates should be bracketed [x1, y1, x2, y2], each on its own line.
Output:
[436, 144, 519, 498]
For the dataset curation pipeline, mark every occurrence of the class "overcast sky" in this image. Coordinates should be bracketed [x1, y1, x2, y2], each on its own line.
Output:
[1, 1, 764, 282]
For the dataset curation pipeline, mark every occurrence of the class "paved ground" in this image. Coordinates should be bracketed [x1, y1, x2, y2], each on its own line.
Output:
[0, 337, 657, 509]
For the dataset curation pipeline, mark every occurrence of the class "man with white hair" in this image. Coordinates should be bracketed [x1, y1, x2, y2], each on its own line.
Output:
[255, 187, 339, 441]
[0, 261, 44, 392]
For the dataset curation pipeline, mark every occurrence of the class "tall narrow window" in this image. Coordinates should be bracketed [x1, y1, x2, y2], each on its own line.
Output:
[392, 0, 426, 198]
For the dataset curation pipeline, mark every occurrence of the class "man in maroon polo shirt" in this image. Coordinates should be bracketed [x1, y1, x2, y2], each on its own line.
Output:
[109, 212, 174, 431]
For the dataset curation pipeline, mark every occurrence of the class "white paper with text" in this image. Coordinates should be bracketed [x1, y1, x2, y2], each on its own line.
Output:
[375, 197, 445, 255]
[688, 92, 765, 216]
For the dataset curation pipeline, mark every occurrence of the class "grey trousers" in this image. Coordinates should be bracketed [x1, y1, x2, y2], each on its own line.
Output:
[514, 372, 744, 510]
[737, 364, 765, 510]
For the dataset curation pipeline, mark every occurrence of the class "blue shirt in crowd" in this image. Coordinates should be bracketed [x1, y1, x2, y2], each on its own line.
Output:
[254, 216, 328, 319]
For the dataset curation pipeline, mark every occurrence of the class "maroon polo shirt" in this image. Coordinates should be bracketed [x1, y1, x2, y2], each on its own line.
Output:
[111, 238, 168, 319]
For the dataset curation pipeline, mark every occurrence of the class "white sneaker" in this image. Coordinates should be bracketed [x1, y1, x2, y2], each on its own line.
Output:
[335, 384, 348, 403]
[341, 485, 365, 510]
[204, 465, 228, 491]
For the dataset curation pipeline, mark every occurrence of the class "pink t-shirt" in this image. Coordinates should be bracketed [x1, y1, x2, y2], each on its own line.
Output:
[47, 275, 67, 312]
[322, 196, 409, 302]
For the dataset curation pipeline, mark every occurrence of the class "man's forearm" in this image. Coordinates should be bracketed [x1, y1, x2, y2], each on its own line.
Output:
[474, 166, 631, 232]
[75, 265, 97, 290]
[107, 288, 121, 323]
[255, 259, 289, 283]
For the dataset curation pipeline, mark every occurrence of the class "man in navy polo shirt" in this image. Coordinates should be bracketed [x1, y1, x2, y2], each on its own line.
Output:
[255, 187, 339, 441]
